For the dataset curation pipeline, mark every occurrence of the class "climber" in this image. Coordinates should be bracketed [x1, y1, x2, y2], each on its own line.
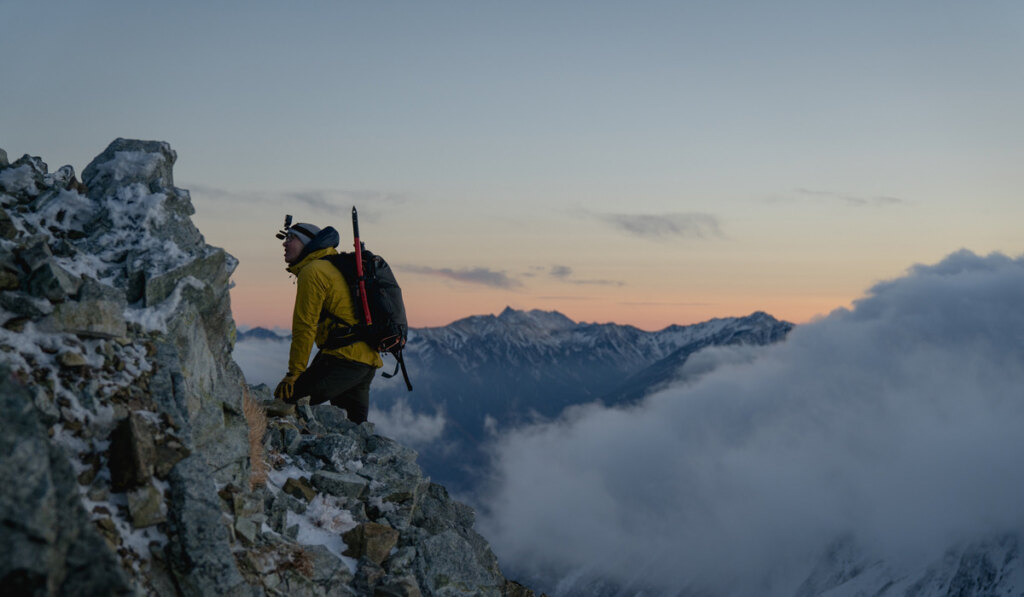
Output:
[273, 221, 382, 423]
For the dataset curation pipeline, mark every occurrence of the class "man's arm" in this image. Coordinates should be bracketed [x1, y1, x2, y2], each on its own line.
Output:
[275, 264, 330, 402]
[287, 265, 330, 376]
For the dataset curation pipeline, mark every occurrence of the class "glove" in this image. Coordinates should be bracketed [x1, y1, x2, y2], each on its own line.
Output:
[274, 373, 300, 403]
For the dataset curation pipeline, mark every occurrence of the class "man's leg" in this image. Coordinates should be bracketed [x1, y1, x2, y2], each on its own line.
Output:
[294, 353, 376, 423]
[328, 365, 375, 423]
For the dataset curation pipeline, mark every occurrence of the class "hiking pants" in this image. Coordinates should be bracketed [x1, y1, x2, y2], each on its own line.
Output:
[293, 352, 376, 424]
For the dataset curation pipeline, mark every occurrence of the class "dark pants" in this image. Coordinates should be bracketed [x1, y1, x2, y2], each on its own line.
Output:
[294, 352, 376, 423]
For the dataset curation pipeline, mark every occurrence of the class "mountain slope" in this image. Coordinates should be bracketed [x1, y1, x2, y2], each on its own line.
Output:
[371, 307, 794, 492]
[603, 310, 794, 404]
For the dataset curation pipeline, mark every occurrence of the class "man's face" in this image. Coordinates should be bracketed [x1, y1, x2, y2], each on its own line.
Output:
[283, 234, 304, 264]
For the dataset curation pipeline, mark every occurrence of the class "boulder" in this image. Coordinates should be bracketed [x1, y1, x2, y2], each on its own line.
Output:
[310, 403, 357, 432]
[0, 268, 19, 291]
[0, 155, 46, 198]
[411, 483, 476, 534]
[107, 413, 157, 491]
[81, 138, 177, 201]
[375, 575, 422, 597]
[305, 433, 363, 471]
[57, 351, 88, 368]
[27, 259, 80, 302]
[264, 399, 297, 418]
[144, 248, 230, 308]
[127, 481, 166, 528]
[41, 298, 127, 339]
[18, 236, 53, 271]
[283, 477, 317, 502]
[0, 365, 131, 595]
[343, 522, 400, 565]
[311, 470, 370, 499]
[0, 207, 17, 239]
[267, 420, 303, 454]
[0, 290, 53, 319]
[304, 544, 356, 589]
[164, 455, 250, 596]
[153, 436, 190, 479]
[234, 516, 260, 546]
[416, 530, 504, 597]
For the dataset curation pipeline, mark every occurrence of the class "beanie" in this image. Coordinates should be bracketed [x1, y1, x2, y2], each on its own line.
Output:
[288, 223, 320, 246]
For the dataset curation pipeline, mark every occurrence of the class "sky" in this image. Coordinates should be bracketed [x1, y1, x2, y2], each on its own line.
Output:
[3, 1, 1023, 330]
[478, 250, 1024, 594]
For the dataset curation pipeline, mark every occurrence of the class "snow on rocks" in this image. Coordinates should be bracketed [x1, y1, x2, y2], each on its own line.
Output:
[253, 389, 526, 596]
[0, 139, 239, 594]
[0, 140, 538, 597]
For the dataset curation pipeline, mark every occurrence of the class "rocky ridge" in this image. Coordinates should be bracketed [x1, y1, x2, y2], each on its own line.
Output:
[0, 140, 536, 596]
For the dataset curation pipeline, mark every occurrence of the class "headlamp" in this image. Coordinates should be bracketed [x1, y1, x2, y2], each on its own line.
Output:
[275, 214, 293, 240]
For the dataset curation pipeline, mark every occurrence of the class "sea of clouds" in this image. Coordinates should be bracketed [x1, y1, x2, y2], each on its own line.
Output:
[477, 249, 1024, 595]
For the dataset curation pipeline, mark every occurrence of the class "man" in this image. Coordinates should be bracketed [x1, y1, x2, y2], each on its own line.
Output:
[274, 222, 382, 423]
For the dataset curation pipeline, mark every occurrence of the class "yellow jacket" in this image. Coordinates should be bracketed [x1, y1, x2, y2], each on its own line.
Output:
[286, 246, 383, 375]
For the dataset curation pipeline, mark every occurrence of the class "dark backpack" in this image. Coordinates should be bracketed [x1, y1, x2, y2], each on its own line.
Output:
[319, 250, 412, 390]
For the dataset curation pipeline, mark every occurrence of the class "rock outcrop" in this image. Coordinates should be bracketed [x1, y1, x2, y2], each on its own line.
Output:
[0, 140, 537, 596]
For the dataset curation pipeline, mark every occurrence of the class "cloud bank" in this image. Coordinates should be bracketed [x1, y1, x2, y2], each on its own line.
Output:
[370, 398, 447, 449]
[479, 249, 1024, 595]
[233, 338, 291, 387]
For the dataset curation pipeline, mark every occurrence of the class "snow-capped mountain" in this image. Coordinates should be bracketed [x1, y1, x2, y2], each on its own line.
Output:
[237, 308, 793, 493]
[374, 307, 794, 492]
[402, 306, 792, 408]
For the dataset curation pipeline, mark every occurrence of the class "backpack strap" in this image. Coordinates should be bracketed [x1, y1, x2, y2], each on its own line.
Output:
[317, 304, 363, 349]
[380, 348, 413, 391]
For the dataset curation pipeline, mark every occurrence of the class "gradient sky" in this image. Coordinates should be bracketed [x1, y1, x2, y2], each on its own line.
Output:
[4, 1, 1022, 330]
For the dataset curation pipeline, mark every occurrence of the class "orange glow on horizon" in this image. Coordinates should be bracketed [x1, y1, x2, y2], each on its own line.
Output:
[231, 282, 853, 332]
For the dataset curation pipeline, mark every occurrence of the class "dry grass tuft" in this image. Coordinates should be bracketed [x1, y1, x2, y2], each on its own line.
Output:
[286, 547, 315, 578]
[242, 385, 268, 489]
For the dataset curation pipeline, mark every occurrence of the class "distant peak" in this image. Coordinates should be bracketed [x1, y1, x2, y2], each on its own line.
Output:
[495, 307, 577, 331]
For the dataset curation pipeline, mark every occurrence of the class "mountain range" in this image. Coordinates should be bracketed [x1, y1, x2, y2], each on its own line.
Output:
[240, 307, 795, 493]
[9, 140, 1023, 596]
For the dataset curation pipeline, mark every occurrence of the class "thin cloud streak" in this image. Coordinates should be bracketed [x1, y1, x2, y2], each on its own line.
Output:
[791, 187, 908, 207]
[404, 265, 523, 289]
[595, 212, 723, 240]
[549, 265, 624, 287]
[549, 265, 573, 279]
[184, 183, 408, 214]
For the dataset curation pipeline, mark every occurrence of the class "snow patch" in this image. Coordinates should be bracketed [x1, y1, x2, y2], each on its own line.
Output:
[0, 164, 40, 196]
[92, 150, 166, 183]
[124, 276, 205, 333]
[285, 494, 359, 570]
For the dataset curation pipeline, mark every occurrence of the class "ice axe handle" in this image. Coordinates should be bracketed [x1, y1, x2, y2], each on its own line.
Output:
[352, 206, 373, 326]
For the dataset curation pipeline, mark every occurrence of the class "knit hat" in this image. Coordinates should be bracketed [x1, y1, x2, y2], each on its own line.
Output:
[287, 223, 320, 245]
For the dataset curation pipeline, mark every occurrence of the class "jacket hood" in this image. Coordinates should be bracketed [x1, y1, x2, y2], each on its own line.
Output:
[292, 226, 340, 263]
[287, 245, 338, 275]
